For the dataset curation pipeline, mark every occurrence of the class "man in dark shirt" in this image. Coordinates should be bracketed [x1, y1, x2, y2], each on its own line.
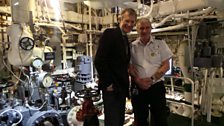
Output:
[94, 8, 137, 126]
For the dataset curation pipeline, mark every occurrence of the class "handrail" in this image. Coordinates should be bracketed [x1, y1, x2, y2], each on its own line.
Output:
[165, 76, 194, 126]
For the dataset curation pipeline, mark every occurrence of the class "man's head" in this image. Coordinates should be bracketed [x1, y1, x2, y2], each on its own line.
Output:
[119, 8, 137, 33]
[136, 18, 152, 41]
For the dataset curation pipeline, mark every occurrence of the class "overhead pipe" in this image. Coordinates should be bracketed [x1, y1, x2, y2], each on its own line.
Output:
[137, 0, 154, 19]
[149, 0, 217, 18]
[126, 0, 223, 19]
[152, 7, 214, 28]
[83, 0, 132, 9]
[152, 21, 194, 33]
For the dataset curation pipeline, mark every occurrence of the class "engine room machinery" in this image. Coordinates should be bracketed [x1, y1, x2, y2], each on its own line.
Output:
[0, 52, 100, 126]
[1, 0, 224, 126]
[67, 56, 101, 126]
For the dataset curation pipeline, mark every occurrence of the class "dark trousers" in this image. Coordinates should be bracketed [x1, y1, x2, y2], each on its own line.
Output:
[102, 90, 126, 126]
[131, 81, 168, 126]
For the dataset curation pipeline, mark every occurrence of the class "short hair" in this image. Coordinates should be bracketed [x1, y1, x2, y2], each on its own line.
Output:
[136, 18, 152, 28]
[120, 8, 137, 19]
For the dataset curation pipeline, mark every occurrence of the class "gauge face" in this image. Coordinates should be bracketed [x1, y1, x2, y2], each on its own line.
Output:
[42, 75, 53, 88]
[19, 37, 34, 50]
[32, 58, 43, 69]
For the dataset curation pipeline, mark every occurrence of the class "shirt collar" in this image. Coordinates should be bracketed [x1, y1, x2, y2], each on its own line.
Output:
[119, 26, 127, 36]
[137, 36, 154, 46]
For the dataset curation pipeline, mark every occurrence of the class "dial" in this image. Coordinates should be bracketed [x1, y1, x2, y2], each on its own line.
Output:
[38, 72, 53, 88]
[32, 58, 43, 69]
[19, 37, 34, 50]
[42, 75, 53, 88]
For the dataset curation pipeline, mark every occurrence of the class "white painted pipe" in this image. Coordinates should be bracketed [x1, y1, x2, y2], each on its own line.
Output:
[0, 6, 10, 14]
[220, 67, 223, 78]
[130, 20, 196, 35]
[150, 0, 213, 18]
[207, 69, 216, 122]
[128, 0, 223, 19]
[152, 22, 189, 33]
[138, 0, 154, 19]
[11, 0, 31, 23]
[201, 69, 208, 115]
[88, 4, 94, 81]
[152, 7, 213, 28]
[83, 0, 132, 9]
[152, 8, 212, 28]
[207, 0, 224, 10]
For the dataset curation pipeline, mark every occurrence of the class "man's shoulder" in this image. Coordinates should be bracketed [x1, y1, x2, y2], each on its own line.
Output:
[104, 28, 114, 32]
[103, 28, 120, 36]
[104, 27, 118, 32]
[153, 37, 165, 44]
[131, 39, 139, 45]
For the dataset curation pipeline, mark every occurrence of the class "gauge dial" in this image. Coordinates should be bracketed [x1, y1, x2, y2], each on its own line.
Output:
[38, 72, 53, 88]
[42, 74, 53, 88]
[32, 58, 44, 69]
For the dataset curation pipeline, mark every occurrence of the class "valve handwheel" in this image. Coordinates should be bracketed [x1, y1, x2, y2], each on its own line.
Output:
[19, 37, 34, 51]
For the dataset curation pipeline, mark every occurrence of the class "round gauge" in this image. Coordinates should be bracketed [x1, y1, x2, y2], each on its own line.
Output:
[19, 37, 34, 50]
[38, 72, 53, 88]
[32, 58, 43, 69]
[42, 74, 53, 88]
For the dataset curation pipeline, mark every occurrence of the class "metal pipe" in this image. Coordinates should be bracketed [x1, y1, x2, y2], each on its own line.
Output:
[88, 4, 94, 81]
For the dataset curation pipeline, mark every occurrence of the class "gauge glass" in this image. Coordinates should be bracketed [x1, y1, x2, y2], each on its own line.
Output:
[42, 75, 53, 88]
[32, 58, 43, 69]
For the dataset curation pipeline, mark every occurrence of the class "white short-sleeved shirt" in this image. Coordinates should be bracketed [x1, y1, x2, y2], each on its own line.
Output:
[130, 36, 173, 81]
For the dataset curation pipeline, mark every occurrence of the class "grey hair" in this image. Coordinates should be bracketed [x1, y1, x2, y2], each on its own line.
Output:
[136, 18, 152, 28]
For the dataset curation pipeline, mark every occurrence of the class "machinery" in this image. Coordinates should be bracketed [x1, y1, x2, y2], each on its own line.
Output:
[67, 56, 101, 126]
[1, 0, 224, 126]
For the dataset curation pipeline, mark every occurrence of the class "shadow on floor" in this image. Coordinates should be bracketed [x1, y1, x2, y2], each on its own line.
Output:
[168, 113, 224, 126]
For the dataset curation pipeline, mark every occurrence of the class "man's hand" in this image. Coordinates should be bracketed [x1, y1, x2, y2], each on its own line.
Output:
[129, 64, 138, 77]
[135, 77, 153, 90]
[106, 84, 113, 91]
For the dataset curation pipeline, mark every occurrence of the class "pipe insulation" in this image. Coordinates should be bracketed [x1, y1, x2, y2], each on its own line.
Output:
[11, 0, 34, 23]
[135, 0, 224, 18]
[207, 0, 224, 10]
[83, 0, 132, 9]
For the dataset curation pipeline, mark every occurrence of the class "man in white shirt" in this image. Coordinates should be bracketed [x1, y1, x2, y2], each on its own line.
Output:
[129, 18, 173, 126]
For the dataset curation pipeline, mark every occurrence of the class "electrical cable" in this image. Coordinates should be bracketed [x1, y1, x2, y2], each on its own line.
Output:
[2, 59, 25, 84]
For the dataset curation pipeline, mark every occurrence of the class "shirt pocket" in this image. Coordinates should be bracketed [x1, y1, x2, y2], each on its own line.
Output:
[146, 49, 161, 64]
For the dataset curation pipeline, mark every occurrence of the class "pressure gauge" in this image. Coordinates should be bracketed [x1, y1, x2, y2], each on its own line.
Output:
[38, 72, 53, 88]
[32, 58, 43, 69]
[42, 75, 53, 88]
[19, 37, 34, 50]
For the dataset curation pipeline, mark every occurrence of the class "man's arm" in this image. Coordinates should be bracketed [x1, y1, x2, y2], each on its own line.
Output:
[94, 29, 114, 88]
[129, 64, 152, 90]
[151, 58, 170, 81]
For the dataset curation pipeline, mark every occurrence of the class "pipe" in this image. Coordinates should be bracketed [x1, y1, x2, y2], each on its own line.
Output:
[88, 4, 94, 81]
[130, 21, 191, 34]
[200, 69, 208, 115]
[35, 22, 82, 32]
[83, 0, 132, 9]
[150, 0, 211, 18]
[137, 0, 154, 19]
[0, 7, 10, 14]
[11, 0, 31, 23]
[220, 67, 223, 78]
[152, 7, 214, 28]
[151, 22, 189, 33]
[207, 69, 216, 122]
[165, 76, 195, 126]
[207, 0, 224, 10]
